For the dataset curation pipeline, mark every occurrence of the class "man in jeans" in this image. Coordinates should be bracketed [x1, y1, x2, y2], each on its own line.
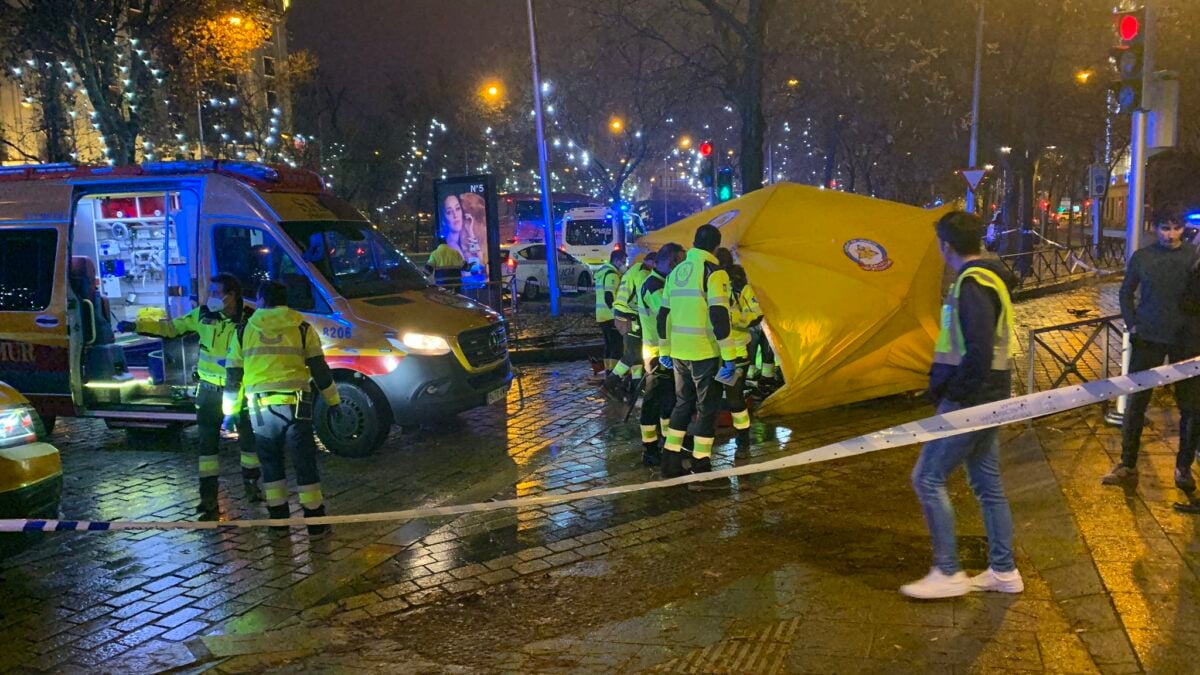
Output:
[901, 211, 1022, 599]
[1103, 212, 1196, 487]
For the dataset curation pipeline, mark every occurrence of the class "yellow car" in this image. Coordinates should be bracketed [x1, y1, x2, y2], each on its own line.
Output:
[0, 381, 62, 520]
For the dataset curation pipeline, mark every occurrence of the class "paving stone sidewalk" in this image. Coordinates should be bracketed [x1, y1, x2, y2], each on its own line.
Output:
[8, 278, 1197, 673]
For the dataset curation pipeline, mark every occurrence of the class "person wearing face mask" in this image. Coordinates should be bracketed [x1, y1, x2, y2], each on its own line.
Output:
[117, 273, 261, 518]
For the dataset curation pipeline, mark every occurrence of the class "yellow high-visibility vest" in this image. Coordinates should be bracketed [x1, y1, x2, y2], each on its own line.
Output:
[615, 265, 650, 333]
[932, 266, 1015, 370]
[730, 283, 762, 358]
[224, 307, 340, 412]
[662, 248, 734, 361]
[135, 306, 245, 386]
[429, 244, 464, 269]
[594, 263, 621, 322]
[637, 270, 667, 359]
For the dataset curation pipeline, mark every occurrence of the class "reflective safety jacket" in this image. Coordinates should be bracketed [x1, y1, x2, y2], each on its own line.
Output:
[661, 248, 734, 361]
[594, 263, 621, 322]
[614, 264, 651, 335]
[429, 243, 465, 270]
[933, 265, 1015, 371]
[730, 283, 763, 358]
[222, 306, 340, 415]
[135, 305, 248, 386]
[637, 270, 667, 359]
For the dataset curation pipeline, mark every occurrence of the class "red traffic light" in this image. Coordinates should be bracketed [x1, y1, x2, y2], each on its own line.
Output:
[698, 141, 713, 157]
[1118, 14, 1140, 42]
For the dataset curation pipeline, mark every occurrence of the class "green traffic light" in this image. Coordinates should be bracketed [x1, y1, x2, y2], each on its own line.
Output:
[718, 186, 732, 200]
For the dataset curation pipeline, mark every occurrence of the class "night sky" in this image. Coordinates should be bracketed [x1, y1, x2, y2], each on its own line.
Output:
[289, 0, 531, 120]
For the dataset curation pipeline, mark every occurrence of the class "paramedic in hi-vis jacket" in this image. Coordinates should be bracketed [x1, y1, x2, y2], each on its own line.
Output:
[657, 224, 737, 485]
[117, 273, 262, 518]
[223, 281, 342, 537]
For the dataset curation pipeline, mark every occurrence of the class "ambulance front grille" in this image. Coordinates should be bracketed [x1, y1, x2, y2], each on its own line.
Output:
[458, 323, 508, 368]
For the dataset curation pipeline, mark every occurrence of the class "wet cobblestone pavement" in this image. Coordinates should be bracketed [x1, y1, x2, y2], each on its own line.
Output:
[5, 278, 1199, 673]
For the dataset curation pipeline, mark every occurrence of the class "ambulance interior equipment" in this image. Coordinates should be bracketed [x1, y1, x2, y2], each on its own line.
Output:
[72, 189, 199, 409]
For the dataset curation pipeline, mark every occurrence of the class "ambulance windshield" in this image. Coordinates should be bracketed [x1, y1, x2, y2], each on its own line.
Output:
[281, 220, 428, 298]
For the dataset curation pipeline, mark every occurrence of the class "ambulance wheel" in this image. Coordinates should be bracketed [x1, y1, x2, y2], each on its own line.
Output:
[523, 278, 541, 300]
[317, 379, 392, 458]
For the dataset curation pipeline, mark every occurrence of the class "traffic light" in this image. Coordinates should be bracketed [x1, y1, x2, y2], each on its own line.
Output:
[1111, 7, 1146, 113]
[716, 167, 734, 203]
[699, 140, 715, 189]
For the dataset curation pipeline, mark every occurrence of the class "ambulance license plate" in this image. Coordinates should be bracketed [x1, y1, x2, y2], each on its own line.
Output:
[486, 387, 506, 405]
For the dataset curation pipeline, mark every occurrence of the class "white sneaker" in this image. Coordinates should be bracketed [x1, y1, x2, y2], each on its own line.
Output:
[899, 568, 970, 599]
[970, 567, 1024, 594]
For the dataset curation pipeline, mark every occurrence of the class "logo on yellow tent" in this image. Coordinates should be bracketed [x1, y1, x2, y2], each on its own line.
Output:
[843, 238, 893, 272]
[706, 210, 738, 228]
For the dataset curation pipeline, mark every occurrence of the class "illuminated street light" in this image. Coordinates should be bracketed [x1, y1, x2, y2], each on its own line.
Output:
[999, 146, 1012, 154]
[227, 14, 243, 25]
[1075, 69, 1093, 85]
[678, 135, 692, 149]
[786, 78, 799, 87]
[609, 117, 624, 133]
[479, 80, 505, 105]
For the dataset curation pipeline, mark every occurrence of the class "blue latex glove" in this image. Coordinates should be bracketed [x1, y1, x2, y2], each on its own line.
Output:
[659, 355, 673, 370]
[715, 360, 739, 386]
[116, 320, 135, 333]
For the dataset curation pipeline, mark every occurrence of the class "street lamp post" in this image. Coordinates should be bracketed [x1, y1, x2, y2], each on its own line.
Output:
[966, 0, 984, 213]
[526, 0, 560, 316]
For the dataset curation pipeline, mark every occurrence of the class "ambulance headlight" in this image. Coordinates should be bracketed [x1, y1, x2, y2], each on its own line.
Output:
[393, 332, 452, 356]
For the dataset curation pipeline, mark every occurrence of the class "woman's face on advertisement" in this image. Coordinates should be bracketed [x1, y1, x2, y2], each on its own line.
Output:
[443, 196, 463, 232]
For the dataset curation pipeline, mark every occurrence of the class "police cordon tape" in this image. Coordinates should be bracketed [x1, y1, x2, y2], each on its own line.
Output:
[6, 357, 1200, 534]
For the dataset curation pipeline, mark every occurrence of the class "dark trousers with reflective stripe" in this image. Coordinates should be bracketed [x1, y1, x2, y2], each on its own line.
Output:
[196, 384, 258, 478]
[722, 357, 750, 429]
[671, 358, 722, 439]
[599, 321, 622, 363]
[639, 363, 677, 428]
[748, 326, 775, 370]
[250, 404, 321, 507]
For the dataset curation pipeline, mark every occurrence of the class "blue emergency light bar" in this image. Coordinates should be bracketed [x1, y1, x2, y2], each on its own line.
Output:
[142, 159, 280, 183]
[0, 162, 75, 176]
[1187, 211, 1200, 223]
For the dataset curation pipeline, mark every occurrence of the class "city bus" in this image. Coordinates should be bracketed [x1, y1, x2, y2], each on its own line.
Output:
[0, 160, 511, 458]
[497, 192, 602, 244]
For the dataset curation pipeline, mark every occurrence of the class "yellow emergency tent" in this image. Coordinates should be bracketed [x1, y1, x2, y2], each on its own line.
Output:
[638, 183, 948, 415]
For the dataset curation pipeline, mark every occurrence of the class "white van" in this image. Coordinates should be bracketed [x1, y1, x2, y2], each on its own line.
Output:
[558, 206, 646, 267]
[0, 160, 511, 457]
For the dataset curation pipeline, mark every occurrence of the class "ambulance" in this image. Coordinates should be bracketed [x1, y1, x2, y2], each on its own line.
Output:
[0, 161, 511, 458]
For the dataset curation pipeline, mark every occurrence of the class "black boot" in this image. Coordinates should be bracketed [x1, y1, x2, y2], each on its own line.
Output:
[735, 429, 751, 458]
[661, 450, 685, 478]
[642, 441, 661, 467]
[196, 477, 219, 519]
[688, 456, 730, 491]
[601, 374, 624, 400]
[242, 475, 264, 502]
[267, 504, 291, 533]
[304, 505, 331, 538]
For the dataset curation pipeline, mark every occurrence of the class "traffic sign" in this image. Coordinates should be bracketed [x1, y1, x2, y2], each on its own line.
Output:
[1088, 165, 1108, 197]
[960, 168, 987, 191]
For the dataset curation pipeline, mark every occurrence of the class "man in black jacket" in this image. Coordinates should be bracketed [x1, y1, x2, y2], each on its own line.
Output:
[1103, 212, 1196, 487]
